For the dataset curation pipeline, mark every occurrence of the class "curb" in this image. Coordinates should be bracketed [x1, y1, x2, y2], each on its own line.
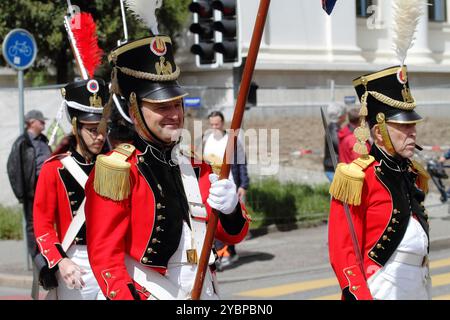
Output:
[0, 272, 32, 289]
[248, 220, 327, 238]
[430, 236, 450, 251]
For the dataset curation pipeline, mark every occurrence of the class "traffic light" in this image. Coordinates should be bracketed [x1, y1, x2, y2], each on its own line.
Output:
[189, 0, 217, 67]
[212, 0, 241, 66]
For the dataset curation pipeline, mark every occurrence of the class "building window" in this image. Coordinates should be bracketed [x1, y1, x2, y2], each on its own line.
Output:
[429, 0, 447, 22]
[356, 0, 374, 17]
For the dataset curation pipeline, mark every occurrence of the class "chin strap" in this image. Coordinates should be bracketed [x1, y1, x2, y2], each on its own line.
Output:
[376, 112, 396, 156]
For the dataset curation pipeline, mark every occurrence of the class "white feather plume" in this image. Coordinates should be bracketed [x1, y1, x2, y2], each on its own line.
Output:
[124, 0, 163, 35]
[391, 0, 424, 66]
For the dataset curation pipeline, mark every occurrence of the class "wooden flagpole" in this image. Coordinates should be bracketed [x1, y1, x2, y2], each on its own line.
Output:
[191, 0, 271, 300]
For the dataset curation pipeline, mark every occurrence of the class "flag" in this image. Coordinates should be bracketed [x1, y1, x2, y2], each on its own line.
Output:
[322, 0, 337, 15]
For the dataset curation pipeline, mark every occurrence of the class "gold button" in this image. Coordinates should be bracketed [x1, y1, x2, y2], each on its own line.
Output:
[142, 257, 148, 263]
[152, 238, 160, 244]
[73, 211, 77, 216]
[157, 215, 165, 221]
[68, 191, 74, 196]
[139, 157, 144, 163]
[105, 272, 111, 279]
[156, 226, 163, 232]
[156, 203, 162, 209]
[109, 291, 117, 298]
[44, 249, 49, 254]
[70, 201, 77, 205]
[393, 209, 398, 214]
[369, 251, 377, 258]
[382, 235, 390, 241]
[387, 227, 393, 232]
[391, 218, 397, 223]
[346, 270, 353, 276]
[376, 167, 382, 172]
[147, 248, 153, 254]
[351, 285, 360, 291]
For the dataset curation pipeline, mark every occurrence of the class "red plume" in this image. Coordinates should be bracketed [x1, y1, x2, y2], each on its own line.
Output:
[70, 12, 103, 78]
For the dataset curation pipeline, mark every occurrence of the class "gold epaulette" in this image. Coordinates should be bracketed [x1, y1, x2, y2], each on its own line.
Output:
[410, 159, 430, 194]
[329, 155, 375, 206]
[94, 143, 135, 201]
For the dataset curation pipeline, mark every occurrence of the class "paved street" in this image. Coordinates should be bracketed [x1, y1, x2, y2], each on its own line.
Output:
[0, 191, 449, 300]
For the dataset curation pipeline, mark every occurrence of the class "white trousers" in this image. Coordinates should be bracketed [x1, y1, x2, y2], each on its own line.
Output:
[47, 245, 102, 300]
[368, 257, 432, 300]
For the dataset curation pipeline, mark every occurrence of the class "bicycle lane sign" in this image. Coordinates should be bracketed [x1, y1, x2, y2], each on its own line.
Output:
[2, 28, 37, 70]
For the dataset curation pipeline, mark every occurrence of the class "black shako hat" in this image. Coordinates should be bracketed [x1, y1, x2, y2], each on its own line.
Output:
[353, 65, 422, 128]
[62, 78, 107, 123]
[108, 36, 187, 103]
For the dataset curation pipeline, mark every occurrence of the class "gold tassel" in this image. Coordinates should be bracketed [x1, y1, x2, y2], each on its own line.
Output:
[359, 92, 368, 117]
[94, 143, 135, 201]
[411, 159, 430, 194]
[329, 155, 375, 206]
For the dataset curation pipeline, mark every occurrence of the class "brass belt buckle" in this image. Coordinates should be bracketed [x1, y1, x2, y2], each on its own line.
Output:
[422, 255, 429, 267]
[186, 249, 198, 264]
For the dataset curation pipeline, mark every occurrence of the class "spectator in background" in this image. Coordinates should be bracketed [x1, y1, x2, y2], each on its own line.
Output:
[323, 102, 346, 181]
[338, 106, 371, 164]
[203, 111, 250, 270]
[7, 110, 51, 260]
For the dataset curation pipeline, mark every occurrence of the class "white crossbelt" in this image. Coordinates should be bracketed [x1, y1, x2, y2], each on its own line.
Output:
[126, 150, 216, 300]
[60, 155, 88, 251]
[391, 251, 428, 267]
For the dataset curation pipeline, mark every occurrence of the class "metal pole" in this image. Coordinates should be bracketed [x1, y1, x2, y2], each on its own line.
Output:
[18, 70, 30, 270]
[18, 70, 25, 134]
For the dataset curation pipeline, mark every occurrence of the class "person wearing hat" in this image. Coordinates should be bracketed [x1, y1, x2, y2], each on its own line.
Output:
[323, 102, 346, 182]
[7, 110, 52, 261]
[32, 79, 108, 299]
[327, 65, 431, 300]
[83, 35, 250, 300]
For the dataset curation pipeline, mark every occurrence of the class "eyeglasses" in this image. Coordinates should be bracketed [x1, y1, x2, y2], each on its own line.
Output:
[82, 126, 100, 137]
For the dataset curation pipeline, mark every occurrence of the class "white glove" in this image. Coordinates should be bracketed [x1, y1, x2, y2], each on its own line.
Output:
[207, 174, 239, 215]
[58, 258, 87, 290]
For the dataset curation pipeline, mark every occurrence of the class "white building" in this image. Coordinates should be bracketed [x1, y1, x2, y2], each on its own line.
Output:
[177, 0, 450, 118]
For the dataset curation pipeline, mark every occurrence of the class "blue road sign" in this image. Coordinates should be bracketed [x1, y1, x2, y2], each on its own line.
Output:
[184, 97, 202, 108]
[2, 29, 37, 70]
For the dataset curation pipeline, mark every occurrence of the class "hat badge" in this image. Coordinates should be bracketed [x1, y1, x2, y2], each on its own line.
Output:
[150, 37, 167, 57]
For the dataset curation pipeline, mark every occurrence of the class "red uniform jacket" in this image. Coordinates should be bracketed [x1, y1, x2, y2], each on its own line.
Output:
[33, 151, 93, 269]
[328, 145, 429, 300]
[85, 142, 250, 300]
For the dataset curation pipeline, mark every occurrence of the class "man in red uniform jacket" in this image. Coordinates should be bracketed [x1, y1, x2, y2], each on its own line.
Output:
[328, 66, 431, 300]
[33, 79, 108, 299]
[84, 35, 250, 300]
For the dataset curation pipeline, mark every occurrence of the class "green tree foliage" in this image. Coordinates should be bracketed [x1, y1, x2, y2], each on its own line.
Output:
[0, 0, 190, 85]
